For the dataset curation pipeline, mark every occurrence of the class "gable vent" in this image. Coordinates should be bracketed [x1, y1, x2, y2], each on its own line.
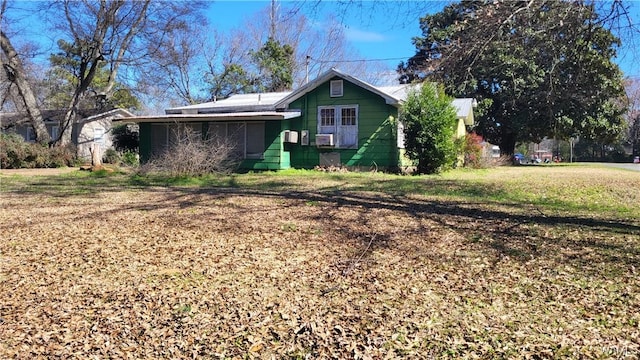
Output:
[330, 80, 343, 97]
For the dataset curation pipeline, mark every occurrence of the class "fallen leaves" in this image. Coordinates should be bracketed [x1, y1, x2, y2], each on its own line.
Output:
[1, 171, 639, 358]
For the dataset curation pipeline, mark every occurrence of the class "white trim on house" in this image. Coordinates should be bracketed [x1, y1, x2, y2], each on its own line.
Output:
[123, 111, 301, 124]
[81, 108, 135, 122]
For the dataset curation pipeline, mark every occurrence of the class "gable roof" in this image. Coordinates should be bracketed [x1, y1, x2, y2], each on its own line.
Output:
[451, 98, 475, 125]
[0, 108, 134, 129]
[80, 108, 135, 122]
[275, 68, 411, 109]
[127, 68, 474, 125]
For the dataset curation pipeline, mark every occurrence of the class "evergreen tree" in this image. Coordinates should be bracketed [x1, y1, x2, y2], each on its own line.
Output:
[399, 0, 626, 155]
[401, 83, 459, 174]
[251, 37, 294, 92]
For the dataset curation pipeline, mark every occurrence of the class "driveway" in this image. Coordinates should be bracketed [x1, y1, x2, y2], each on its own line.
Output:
[593, 162, 640, 172]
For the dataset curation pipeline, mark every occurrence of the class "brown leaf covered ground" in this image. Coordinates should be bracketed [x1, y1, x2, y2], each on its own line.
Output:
[0, 166, 639, 359]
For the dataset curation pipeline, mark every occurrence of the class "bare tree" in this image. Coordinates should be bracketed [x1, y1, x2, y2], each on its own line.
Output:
[2, 0, 205, 145]
[240, 4, 378, 86]
[203, 30, 258, 100]
[0, 0, 50, 143]
[50, 0, 153, 145]
[140, 23, 208, 105]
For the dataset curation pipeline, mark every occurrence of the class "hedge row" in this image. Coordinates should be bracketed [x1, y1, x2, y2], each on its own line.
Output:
[0, 134, 76, 169]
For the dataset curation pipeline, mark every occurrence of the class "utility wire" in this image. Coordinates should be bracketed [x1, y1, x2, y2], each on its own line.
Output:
[309, 56, 413, 64]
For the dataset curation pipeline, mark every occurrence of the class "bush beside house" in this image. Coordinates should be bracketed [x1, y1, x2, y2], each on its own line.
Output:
[401, 84, 459, 174]
[0, 134, 76, 169]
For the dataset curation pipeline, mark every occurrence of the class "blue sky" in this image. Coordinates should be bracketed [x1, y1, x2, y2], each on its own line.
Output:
[207, 0, 640, 79]
[6, 0, 640, 79]
[206, 0, 423, 72]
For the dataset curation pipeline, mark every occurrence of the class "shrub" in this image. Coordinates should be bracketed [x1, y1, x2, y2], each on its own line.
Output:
[463, 133, 485, 168]
[401, 83, 458, 174]
[1, 134, 26, 168]
[0, 133, 76, 168]
[112, 124, 139, 152]
[121, 151, 139, 167]
[103, 149, 120, 164]
[140, 126, 240, 176]
[47, 145, 77, 168]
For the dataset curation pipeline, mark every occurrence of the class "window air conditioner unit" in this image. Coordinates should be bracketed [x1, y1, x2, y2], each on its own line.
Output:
[315, 133, 334, 147]
[283, 130, 299, 143]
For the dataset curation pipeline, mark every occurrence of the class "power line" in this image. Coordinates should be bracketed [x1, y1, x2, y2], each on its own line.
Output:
[310, 56, 413, 64]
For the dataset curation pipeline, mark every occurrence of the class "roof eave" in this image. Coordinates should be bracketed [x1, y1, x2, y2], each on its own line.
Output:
[117, 111, 301, 124]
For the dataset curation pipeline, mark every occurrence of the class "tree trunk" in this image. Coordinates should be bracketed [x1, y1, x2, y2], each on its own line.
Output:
[0, 30, 51, 144]
[499, 131, 517, 156]
[90, 143, 102, 167]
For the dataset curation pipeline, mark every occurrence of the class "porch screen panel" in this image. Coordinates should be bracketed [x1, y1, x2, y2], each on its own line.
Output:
[168, 123, 182, 147]
[151, 124, 168, 155]
[228, 123, 246, 157]
[246, 122, 265, 159]
[185, 123, 202, 138]
[208, 123, 226, 145]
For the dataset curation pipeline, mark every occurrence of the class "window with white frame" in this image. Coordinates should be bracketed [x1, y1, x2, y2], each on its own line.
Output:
[317, 105, 358, 148]
[94, 127, 105, 144]
[330, 80, 343, 97]
[319, 108, 335, 127]
[341, 107, 356, 126]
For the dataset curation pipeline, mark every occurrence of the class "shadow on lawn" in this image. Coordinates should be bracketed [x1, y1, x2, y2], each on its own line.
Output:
[4, 172, 639, 275]
[125, 185, 640, 275]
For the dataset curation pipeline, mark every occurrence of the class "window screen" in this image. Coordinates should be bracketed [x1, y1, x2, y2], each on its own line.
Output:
[228, 123, 245, 157]
[246, 122, 265, 159]
[151, 124, 168, 155]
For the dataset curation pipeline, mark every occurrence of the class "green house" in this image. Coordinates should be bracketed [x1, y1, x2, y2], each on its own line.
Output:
[130, 69, 474, 171]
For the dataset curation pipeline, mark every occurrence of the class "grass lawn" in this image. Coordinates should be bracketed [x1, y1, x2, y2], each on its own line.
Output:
[0, 165, 639, 358]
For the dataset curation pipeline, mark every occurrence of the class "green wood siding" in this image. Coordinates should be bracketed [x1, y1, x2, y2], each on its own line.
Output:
[238, 120, 290, 170]
[287, 77, 400, 169]
[138, 76, 407, 171]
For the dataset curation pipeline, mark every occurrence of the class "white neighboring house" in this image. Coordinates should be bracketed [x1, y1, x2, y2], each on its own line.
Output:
[0, 108, 135, 161]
